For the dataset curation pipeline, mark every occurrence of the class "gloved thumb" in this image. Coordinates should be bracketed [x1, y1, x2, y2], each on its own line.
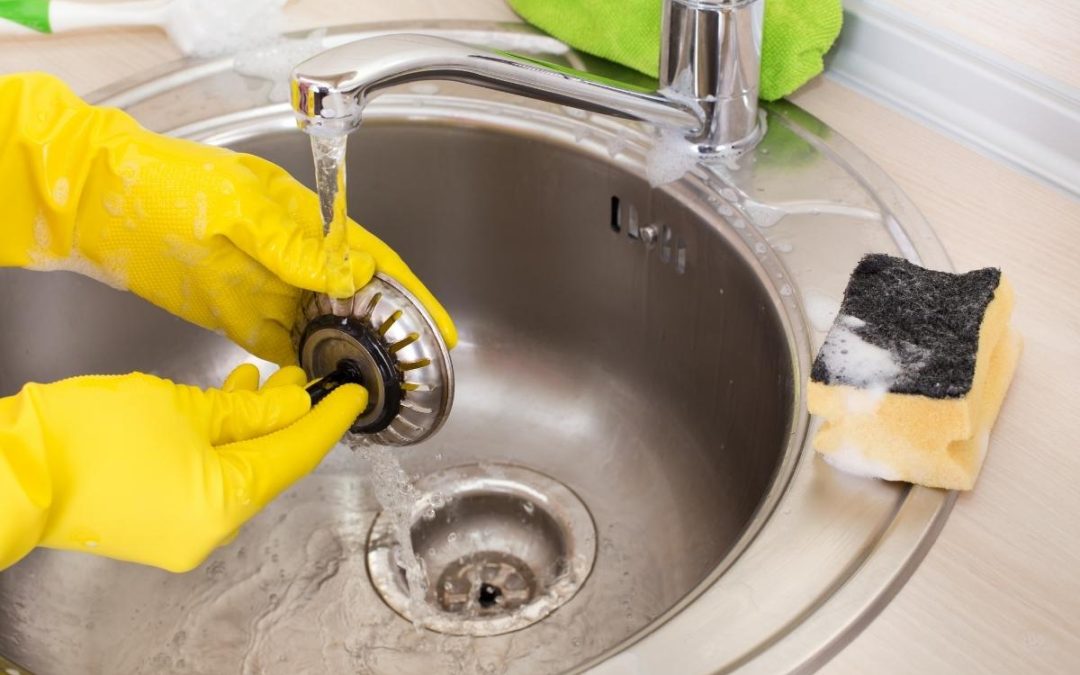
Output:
[214, 384, 367, 517]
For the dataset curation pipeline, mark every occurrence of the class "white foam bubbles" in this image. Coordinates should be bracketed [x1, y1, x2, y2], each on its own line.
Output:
[644, 128, 699, 187]
[819, 315, 901, 390]
[823, 443, 900, 481]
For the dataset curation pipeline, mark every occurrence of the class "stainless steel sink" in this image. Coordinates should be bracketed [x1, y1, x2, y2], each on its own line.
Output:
[0, 23, 957, 675]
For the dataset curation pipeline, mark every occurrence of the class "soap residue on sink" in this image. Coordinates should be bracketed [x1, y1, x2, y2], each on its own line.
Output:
[823, 443, 901, 481]
[645, 128, 699, 187]
[803, 290, 841, 333]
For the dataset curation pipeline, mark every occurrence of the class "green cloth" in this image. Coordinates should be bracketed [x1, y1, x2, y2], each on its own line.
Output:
[506, 0, 842, 101]
[0, 0, 51, 32]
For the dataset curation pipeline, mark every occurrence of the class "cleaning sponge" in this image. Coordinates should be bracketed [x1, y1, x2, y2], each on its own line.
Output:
[807, 254, 1020, 490]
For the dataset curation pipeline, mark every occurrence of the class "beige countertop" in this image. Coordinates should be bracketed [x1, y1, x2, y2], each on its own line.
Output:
[2, 1, 1078, 672]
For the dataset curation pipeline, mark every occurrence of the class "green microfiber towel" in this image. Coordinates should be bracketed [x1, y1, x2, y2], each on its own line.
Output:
[505, 0, 842, 101]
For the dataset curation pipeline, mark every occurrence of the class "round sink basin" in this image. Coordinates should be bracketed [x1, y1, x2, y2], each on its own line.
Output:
[0, 22, 955, 675]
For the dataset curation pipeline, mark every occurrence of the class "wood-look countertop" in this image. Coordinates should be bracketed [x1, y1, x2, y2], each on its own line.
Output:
[2, 1, 1077, 672]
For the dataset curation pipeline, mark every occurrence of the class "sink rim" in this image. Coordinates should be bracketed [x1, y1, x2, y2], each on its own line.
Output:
[0, 20, 955, 675]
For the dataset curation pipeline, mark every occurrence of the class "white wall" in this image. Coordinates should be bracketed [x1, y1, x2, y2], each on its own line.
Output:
[860, 0, 1080, 89]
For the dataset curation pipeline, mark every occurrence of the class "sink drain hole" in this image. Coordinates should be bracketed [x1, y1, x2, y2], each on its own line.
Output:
[366, 463, 597, 636]
[478, 583, 502, 608]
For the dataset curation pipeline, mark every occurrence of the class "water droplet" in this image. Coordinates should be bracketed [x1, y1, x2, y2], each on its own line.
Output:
[522, 501, 535, 515]
[423, 507, 436, 521]
[447, 532, 458, 543]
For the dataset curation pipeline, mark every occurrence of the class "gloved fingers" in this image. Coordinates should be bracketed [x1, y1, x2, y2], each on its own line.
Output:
[204, 385, 312, 446]
[212, 172, 378, 298]
[232, 153, 456, 346]
[243, 319, 301, 368]
[216, 384, 366, 514]
[222, 364, 307, 394]
[252, 216, 377, 299]
[222, 363, 261, 392]
[263, 365, 308, 389]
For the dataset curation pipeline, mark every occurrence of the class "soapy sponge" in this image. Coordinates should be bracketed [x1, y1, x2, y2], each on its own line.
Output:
[807, 254, 1020, 490]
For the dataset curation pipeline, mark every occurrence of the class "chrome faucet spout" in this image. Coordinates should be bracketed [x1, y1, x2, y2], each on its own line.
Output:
[291, 0, 763, 153]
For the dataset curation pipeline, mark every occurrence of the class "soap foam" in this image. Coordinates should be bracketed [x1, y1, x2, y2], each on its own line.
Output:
[32, 212, 51, 250]
[823, 443, 900, 481]
[53, 177, 70, 207]
[819, 315, 901, 390]
[192, 192, 209, 239]
[818, 314, 933, 414]
[167, 0, 286, 56]
[102, 193, 125, 217]
[27, 251, 128, 291]
[233, 30, 328, 103]
[644, 128, 699, 187]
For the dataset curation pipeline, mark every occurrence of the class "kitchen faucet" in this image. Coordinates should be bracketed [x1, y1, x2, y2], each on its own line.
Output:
[290, 0, 764, 154]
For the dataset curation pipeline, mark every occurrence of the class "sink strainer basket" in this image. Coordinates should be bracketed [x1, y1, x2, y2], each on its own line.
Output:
[293, 273, 453, 446]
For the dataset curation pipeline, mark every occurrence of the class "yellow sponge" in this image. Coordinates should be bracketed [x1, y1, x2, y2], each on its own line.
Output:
[807, 255, 1020, 490]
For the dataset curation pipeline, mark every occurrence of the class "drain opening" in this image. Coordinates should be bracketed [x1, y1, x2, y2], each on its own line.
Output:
[436, 551, 536, 614]
[367, 463, 597, 636]
[478, 583, 502, 608]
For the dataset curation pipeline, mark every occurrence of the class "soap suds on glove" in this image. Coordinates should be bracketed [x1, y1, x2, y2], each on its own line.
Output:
[192, 192, 209, 240]
[53, 177, 69, 207]
[32, 212, 51, 250]
[27, 251, 128, 291]
[102, 193, 124, 217]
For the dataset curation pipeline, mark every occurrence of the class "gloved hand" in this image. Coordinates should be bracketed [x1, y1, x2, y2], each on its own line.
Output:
[0, 72, 456, 366]
[0, 364, 365, 573]
[506, 0, 843, 101]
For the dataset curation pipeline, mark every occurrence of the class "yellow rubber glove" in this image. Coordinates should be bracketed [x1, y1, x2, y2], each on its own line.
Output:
[0, 364, 366, 573]
[0, 72, 456, 365]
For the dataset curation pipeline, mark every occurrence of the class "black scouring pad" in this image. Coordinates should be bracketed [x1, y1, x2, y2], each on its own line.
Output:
[810, 254, 1002, 399]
